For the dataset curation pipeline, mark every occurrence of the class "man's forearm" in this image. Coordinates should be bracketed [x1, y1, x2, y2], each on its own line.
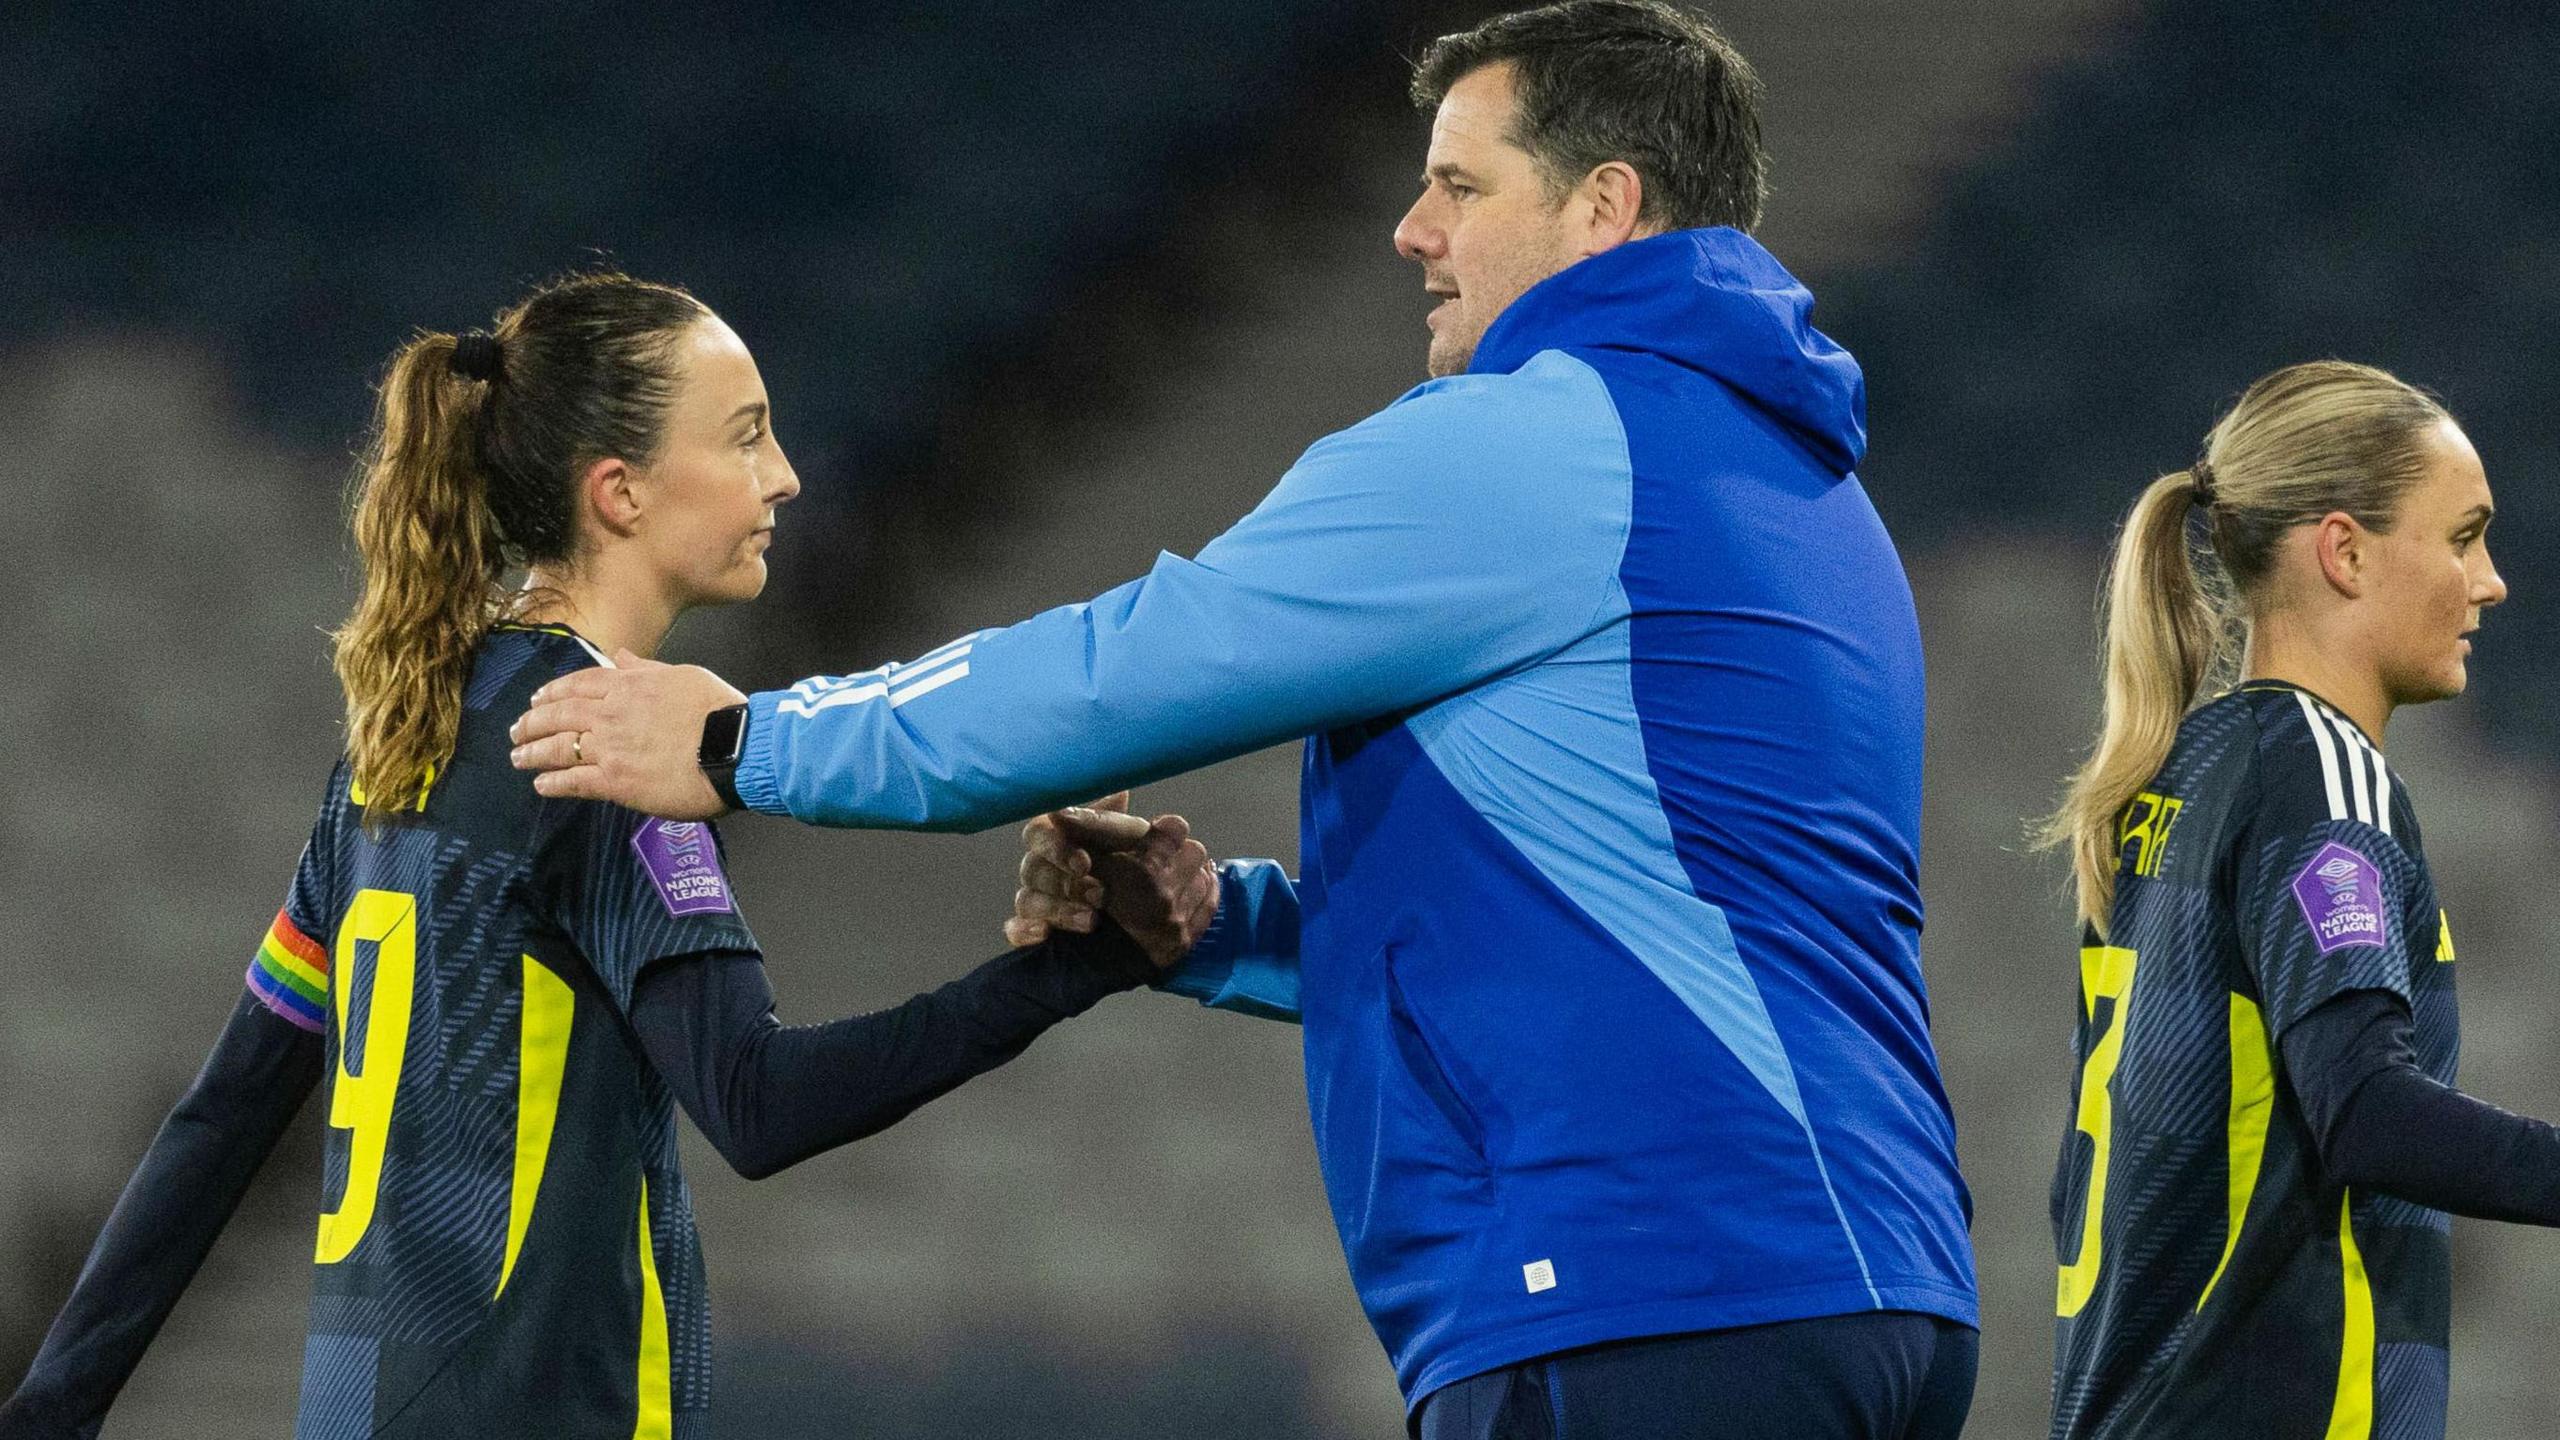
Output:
[730, 575, 1329, 832]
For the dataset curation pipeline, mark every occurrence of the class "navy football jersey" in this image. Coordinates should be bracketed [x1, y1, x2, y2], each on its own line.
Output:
[2050, 682, 2456, 1440]
[245, 624, 756, 1439]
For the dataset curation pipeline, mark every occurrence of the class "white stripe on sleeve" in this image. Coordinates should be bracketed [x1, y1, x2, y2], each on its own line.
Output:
[2294, 691, 2349, 821]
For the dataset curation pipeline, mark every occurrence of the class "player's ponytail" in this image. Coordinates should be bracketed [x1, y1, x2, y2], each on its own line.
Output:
[335, 332, 507, 826]
[333, 272, 708, 829]
[2038, 468, 2227, 932]
[2040, 360, 2450, 933]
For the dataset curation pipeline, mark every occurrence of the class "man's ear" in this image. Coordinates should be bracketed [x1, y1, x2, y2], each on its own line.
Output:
[1575, 161, 1647, 255]
[583, 456, 643, 538]
[2312, 512, 2367, 599]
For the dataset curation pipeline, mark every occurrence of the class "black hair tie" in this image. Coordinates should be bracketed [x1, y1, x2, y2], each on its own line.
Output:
[449, 331, 503, 383]
[2190, 459, 2218, 509]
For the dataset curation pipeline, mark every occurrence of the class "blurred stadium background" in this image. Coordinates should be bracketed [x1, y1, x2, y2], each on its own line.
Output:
[10, 0, 2560, 1434]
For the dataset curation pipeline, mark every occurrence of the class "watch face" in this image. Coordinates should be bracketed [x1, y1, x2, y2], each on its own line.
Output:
[699, 705, 748, 767]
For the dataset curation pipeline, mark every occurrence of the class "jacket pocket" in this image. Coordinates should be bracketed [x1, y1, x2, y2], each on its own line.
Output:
[1382, 944, 1494, 1175]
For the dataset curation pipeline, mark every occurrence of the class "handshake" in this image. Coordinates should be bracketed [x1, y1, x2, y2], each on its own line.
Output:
[1002, 793, 1220, 971]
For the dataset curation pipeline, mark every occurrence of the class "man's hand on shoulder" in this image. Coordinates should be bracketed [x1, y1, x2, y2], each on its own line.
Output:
[1005, 793, 1219, 970]
[509, 650, 746, 820]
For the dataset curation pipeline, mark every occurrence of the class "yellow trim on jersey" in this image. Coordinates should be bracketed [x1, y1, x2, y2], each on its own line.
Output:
[2058, 944, 2139, 1318]
[2325, 1190, 2375, 1440]
[634, 1182, 673, 1440]
[2436, 910, 2456, 963]
[497, 955, 574, 1299]
[2199, 993, 2273, 1309]
[347, 762, 438, 812]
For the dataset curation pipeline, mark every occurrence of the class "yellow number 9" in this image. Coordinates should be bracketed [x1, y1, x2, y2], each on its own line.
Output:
[315, 888, 419, 1264]
[2058, 944, 2138, 1317]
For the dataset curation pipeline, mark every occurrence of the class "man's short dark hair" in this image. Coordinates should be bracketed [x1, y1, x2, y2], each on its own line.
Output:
[1412, 0, 1767, 234]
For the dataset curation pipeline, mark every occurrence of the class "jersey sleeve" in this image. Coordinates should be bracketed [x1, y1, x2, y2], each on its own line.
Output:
[2281, 988, 2560, 1225]
[243, 801, 338, 1033]
[537, 800, 761, 1013]
[730, 353, 1637, 831]
[2234, 741, 2424, 1038]
[631, 933, 1153, 1180]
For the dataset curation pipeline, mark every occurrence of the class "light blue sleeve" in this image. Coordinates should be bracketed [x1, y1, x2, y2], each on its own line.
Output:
[732, 352, 1634, 831]
[1153, 860, 1303, 1024]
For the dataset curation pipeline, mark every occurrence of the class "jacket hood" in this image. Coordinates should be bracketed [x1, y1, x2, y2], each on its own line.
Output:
[1467, 227, 1867, 474]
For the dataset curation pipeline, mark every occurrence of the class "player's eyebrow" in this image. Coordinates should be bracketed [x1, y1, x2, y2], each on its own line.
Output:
[728, 401, 768, 427]
[1425, 162, 1481, 187]
[2459, 503, 2493, 525]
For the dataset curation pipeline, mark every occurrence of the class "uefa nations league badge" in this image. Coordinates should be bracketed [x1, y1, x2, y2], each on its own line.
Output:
[632, 819, 736, 917]
[2290, 840, 2386, 954]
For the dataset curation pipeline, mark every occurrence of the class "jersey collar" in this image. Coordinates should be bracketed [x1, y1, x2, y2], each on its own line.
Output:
[2234, 679, 2382, 749]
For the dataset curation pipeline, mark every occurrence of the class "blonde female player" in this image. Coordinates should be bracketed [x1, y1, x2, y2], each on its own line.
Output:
[0, 273, 1173, 1439]
[2039, 360, 2552, 1439]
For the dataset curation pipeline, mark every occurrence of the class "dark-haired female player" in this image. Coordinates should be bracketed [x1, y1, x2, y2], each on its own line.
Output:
[0, 274, 1177, 1439]
[2039, 360, 2560, 1439]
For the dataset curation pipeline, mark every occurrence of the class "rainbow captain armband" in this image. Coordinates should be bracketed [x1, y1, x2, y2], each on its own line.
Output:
[246, 908, 331, 1032]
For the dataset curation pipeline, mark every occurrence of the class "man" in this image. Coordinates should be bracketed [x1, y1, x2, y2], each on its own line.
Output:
[511, 3, 1978, 1434]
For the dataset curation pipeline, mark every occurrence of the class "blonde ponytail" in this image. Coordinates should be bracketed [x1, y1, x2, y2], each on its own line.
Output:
[332, 333, 506, 828]
[2036, 470, 2234, 930]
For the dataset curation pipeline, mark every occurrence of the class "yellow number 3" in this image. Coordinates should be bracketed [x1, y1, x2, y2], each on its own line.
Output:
[315, 889, 419, 1264]
[2058, 944, 2138, 1317]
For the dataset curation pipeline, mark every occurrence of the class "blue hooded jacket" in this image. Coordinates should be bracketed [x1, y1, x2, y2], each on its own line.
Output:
[734, 228, 1978, 1404]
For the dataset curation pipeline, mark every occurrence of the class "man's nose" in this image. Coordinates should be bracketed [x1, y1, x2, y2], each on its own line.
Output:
[1393, 196, 1443, 263]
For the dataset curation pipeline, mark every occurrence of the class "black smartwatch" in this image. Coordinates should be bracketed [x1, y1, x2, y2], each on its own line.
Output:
[698, 703, 750, 810]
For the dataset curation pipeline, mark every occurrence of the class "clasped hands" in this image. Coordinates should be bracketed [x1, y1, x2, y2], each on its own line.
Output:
[1005, 793, 1219, 972]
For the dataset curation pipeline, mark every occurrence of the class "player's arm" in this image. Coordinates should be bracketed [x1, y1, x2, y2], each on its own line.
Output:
[2236, 761, 2560, 1223]
[628, 929, 1159, 1180]
[542, 797, 1183, 1176]
[2281, 988, 2560, 1224]
[1, 992, 322, 1437]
